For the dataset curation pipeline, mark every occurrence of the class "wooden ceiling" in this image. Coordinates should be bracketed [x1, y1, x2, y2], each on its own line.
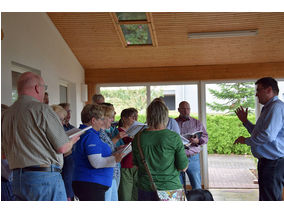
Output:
[47, 12, 284, 70]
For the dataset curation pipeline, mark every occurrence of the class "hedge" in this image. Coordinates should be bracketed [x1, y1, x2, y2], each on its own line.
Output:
[206, 114, 255, 155]
[115, 114, 256, 155]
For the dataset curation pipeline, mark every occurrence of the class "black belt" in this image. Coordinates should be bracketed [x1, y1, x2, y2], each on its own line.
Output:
[259, 157, 284, 162]
[14, 166, 61, 173]
[1, 176, 9, 182]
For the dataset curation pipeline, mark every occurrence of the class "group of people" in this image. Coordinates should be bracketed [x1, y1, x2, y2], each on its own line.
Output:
[1, 72, 283, 201]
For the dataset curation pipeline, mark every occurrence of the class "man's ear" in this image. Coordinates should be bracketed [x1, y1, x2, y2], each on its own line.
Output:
[91, 117, 96, 125]
[35, 84, 40, 94]
[266, 86, 273, 94]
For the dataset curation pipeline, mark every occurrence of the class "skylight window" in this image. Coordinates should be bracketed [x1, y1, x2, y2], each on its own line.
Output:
[111, 12, 157, 47]
[120, 24, 152, 45]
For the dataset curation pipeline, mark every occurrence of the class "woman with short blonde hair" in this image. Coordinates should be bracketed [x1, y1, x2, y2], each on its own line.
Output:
[51, 105, 67, 125]
[99, 103, 126, 201]
[146, 100, 169, 129]
[132, 100, 188, 201]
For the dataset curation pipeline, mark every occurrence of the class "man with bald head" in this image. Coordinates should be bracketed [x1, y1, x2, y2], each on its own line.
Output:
[175, 101, 208, 190]
[1, 72, 80, 201]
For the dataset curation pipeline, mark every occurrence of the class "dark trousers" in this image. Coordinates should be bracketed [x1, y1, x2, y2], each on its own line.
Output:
[72, 181, 109, 201]
[138, 189, 159, 201]
[61, 154, 75, 199]
[258, 157, 284, 201]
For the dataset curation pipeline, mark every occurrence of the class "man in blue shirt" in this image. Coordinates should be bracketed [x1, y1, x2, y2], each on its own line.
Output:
[234, 77, 284, 201]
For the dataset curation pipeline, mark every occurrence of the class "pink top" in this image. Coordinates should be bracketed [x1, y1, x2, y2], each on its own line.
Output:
[175, 116, 208, 157]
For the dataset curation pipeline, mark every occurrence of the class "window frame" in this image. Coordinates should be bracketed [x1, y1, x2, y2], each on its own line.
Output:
[110, 12, 158, 48]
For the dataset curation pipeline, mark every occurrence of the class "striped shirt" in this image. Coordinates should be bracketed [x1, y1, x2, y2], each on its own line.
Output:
[1, 95, 69, 169]
[175, 116, 208, 156]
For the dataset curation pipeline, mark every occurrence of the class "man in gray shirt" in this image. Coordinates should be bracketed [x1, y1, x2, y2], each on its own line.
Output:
[1, 72, 80, 201]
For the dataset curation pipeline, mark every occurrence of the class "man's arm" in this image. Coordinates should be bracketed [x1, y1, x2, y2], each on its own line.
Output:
[167, 118, 181, 134]
[56, 134, 80, 154]
[246, 104, 283, 146]
[235, 106, 255, 134]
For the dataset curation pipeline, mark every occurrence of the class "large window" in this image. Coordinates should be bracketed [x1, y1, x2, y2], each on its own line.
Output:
[99, 84, 198, 122]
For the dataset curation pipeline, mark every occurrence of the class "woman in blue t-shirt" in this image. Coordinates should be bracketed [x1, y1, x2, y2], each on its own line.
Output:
[72, 104, 124, 201]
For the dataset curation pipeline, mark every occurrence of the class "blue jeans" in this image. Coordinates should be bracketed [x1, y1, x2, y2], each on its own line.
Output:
[12, 165, 67, 201]
[105, 178, 118, 201]
[180, 154, 201, 189]
[1, 179, 15, 201]
[61, 154, 74, 199]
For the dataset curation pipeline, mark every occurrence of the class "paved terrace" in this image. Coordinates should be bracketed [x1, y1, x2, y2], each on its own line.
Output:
[208, 154, 258, 189]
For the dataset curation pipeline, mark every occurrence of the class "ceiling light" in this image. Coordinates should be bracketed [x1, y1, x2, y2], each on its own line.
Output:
[188, 29, 258, 39]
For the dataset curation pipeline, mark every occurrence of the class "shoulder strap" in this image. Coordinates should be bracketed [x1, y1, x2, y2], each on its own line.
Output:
[137, 132, 158, 192]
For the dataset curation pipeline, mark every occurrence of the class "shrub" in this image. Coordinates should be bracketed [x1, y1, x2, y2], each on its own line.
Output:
[206, 114, 255, 155]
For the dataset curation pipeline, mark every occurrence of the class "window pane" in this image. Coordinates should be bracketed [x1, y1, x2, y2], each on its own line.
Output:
[121, 24, 152, 45]
[100, 86, 147, 123]
[60, 85, 67, 103]
[151, 85, 198, 119]
[11, 71, 21, 103]
[116, 12, 147, 21]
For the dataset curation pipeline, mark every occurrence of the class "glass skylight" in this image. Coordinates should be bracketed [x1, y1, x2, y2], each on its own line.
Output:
[120, 24, 152, 45]
[115, 12, 153, 46]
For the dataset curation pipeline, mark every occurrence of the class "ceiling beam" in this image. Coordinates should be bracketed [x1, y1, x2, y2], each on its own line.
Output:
[85, 62, 284, 84]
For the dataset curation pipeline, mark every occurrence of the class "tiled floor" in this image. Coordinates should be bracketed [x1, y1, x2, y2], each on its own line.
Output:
[208, 154, 258, 189]
[208, 154, 259, 200]
[182, 154, 260, 200]
[210, 189, 259, 201]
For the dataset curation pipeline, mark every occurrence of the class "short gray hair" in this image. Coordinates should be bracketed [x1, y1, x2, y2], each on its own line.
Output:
[81, 104, 103, 123]
[147, 100, 169, 129]
[92, 94, 105, 104]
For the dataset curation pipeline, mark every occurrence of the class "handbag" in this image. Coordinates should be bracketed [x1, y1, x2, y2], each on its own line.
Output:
[136, 132, 186, 201]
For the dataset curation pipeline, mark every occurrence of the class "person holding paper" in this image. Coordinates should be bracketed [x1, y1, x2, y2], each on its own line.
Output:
[132, 100, 188, 201]
[1, 104, 15, 201]
[92, 93, 105, 104]
[1, 72, 80, 201]
[59, 103, 75, 131]
[58, 103, 78, 200]
[175, 101, 208, 190]
[234, 77, 284, 201]
[51, 104, 75, 201]
[117, 108, 139, 201]
[99, 104, 126, 201]
[72, 104, 124, 201]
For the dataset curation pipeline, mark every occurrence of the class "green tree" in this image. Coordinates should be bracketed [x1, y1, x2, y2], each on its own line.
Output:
[207, 82, 255, 114]
[101, 87, 163, 115]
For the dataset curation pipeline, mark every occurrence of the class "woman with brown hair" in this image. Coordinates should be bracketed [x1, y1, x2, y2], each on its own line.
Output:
[117, 108, 139, 201]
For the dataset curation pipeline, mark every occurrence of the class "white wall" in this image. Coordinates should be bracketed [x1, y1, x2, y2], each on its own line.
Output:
[1, 12, 85, 126]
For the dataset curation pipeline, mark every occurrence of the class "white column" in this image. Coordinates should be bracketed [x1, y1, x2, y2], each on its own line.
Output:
[198, 80, 209, 189]
[146, 85, 151, 107]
